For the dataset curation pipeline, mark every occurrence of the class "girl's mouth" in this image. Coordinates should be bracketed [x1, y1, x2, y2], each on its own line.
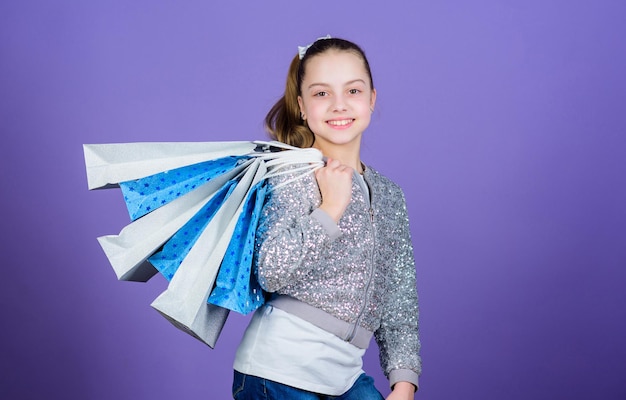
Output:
[327, 119, 355, 127]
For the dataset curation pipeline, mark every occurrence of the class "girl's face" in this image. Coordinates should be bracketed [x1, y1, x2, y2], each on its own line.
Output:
[298, 50, 376, 152]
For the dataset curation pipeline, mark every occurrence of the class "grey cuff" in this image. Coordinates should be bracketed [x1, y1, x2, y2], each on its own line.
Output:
[311, 208, 341, 240]
[389, 369, 419, 392]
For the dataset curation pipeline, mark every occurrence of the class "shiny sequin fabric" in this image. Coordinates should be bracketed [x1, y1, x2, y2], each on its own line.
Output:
[255, 164, 421, 380]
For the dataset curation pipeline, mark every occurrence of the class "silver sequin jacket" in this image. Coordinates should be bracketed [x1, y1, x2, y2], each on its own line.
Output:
[254, 164, 422, 388]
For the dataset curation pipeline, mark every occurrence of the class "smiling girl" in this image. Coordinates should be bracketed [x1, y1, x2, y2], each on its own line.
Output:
[232, 37, 421, 400]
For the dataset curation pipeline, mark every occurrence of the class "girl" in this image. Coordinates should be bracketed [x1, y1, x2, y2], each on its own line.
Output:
[232, 37, 421, 400]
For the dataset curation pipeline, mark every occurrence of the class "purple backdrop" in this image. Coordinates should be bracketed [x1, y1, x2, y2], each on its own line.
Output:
[1, 1, 625, 399]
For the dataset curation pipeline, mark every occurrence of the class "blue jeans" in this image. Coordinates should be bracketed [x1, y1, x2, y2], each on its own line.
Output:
[232, 371, 384, 400]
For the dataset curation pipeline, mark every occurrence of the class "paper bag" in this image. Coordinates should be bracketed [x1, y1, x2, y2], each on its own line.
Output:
[150, 159, 267, 347]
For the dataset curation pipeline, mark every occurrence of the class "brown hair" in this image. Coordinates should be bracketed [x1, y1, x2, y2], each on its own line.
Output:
[265, 38, 374, 148]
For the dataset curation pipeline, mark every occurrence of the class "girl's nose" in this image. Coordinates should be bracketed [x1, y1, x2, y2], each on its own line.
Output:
[332, 95, 347, 112]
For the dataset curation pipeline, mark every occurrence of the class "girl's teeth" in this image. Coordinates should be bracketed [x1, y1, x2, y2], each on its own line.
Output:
[328, 119, 353, 126]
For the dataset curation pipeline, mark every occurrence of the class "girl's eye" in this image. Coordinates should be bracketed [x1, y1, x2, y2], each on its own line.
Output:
[348, 89, 361, 95]
[314, 91, 328, 97]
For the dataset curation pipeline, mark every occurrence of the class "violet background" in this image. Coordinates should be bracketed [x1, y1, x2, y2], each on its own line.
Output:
[1, 1, 625, 399]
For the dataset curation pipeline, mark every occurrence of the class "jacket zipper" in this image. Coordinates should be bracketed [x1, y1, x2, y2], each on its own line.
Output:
[346, 174, 376, 342]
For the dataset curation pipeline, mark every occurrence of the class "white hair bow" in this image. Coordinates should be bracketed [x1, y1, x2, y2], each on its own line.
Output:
[298, 34, 332, 60]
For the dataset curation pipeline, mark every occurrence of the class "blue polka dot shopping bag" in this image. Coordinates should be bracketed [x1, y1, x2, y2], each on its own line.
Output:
[83, 141, 323, 347]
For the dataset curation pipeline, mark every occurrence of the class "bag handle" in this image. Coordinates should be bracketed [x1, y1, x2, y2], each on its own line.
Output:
[250, 142, 324, 191]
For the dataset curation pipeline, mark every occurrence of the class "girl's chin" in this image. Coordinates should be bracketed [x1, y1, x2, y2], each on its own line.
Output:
[313, 133, 364, 148]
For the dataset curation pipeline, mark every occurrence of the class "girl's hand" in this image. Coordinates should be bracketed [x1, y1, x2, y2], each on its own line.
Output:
[386, 382, 416, 400]
[315, 158, 353, 223]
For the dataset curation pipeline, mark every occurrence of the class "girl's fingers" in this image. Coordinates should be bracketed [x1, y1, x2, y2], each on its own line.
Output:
[314, 158, 354, 222]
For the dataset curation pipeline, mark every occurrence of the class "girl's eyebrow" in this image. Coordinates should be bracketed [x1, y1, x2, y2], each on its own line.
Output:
[307, 79, 367, 90]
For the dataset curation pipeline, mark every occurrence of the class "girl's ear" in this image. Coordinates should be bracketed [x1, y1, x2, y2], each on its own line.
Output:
[370, 88, 377, 110]
[297, 96, 305, 120]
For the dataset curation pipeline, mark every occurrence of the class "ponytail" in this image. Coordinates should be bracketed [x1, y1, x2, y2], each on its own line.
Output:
[265, 55, 315, 148]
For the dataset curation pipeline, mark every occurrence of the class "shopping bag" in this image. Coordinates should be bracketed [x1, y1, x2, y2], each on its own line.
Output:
[84, 140, 323, 347]
[84, 141, 256, 281]
[84, 141, 256, 190]
[207, 179, 267, 314]
[97, 158, 251, 281]
[119, 155, 247, 221]
[150, 158, 266, 347]
[146, 176, 241, 281]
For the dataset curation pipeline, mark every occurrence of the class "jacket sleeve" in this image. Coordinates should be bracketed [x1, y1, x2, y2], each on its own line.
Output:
[254, 170, 340, 293]
[374, 190, 422, 390]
